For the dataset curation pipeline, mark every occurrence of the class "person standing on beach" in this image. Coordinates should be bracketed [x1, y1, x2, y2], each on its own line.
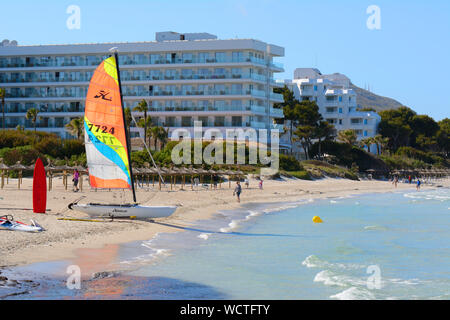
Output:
[408, 175, 412, 184]
[259, 179, 263, 190]
[73, 169, 80, 192]
[416, 179, 421, 191]
[244, 178, 249, 188]
[233, 181, 242, 203]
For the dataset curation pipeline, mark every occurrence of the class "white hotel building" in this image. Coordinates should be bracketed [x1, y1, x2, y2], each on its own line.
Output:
[0, 32, 285, 139]
[279, 68, 381, 155]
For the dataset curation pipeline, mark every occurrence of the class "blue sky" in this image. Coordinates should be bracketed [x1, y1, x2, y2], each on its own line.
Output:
[1, 0, 449, 120]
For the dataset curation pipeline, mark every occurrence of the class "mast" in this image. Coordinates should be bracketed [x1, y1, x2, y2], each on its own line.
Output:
[113, 51, 137, 203]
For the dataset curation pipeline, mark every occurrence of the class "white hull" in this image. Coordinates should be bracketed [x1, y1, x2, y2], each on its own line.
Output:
[0, 219, 44, 233]
[70, 203, 177, 219]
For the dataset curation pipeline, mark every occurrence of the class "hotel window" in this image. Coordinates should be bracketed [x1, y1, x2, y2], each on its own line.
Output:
[232, 116, 242, 126]
[150, 54, 161, 64]
[232, 51, 243, 62]
[150, 70, 160, 80]
[166, 117, 176, 127]
[214, 116, 225, 127]
[231, 84, 243, 94]
[339, 108, 343, 113]
[198, 116, 209, 127]
[198, 68, 210, 78]
[181, 69, 193, 79]
[339, 119, 343, 125]
[214, 68, 226, 78]
[214, 84, 226, 94]
[364, 119, 368, 125]
[215, 52, 226, 62]
[200, 100, 210, 110]
[314, 85, 318, 91]
[339, 96, 343, 102]
[181, 85, 192, 94]
[181, 117, 192, 127]
[231, 100, 242, 110]
[231, 68, 242, 78]
[214, 100, 226, 108]
[364, 130, 368, 137]
[134, 54, 147, 64]
[198, 52, 209, 63]
[165, 69, 176, 80]
[182, 53, 193, 63]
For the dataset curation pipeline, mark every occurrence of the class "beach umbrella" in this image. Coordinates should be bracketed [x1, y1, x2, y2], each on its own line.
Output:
[10, 162, 27, 189]
[208, 169, 216, 189]
[53, 164, 75, 191]
[44, 164, 56, 191]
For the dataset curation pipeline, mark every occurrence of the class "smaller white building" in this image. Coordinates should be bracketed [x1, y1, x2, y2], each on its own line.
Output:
[278, 68, 381, 156]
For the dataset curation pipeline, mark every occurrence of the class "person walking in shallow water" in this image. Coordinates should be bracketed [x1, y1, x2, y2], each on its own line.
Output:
[393, 175, 398, 188]
[233, 181, 242, 203]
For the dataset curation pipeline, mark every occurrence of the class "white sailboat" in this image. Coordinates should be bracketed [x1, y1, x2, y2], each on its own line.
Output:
[69, 51, 177, 219]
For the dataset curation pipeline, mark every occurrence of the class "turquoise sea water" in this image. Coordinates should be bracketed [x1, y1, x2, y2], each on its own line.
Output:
[2, 187, 449, 300]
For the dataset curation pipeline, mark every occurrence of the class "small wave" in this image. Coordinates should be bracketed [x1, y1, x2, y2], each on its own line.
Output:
[388, 278, 420, 286]
[314, 270, 367, 287]
[330, 287, 376, 300]
[364, 225, 388, 231]
[198, 233, 212, 240]
[219, 219, 240, 233]
[302, 255, 365, 271]
[404, 191, 450, 202]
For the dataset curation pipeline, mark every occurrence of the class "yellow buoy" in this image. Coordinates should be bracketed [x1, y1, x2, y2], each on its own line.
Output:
[313, 216, 323, 223]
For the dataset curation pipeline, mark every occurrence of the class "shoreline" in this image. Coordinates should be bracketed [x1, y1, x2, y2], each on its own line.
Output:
[1, 176, 448, 270]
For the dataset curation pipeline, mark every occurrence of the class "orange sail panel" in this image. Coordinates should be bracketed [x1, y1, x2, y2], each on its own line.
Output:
[84, 56, 131, 189]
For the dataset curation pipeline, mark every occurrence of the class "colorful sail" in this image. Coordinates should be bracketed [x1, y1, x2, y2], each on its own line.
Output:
[84, 56, 131, 189]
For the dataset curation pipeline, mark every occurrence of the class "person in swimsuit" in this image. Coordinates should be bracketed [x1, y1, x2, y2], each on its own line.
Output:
[233, 181, 242, 203]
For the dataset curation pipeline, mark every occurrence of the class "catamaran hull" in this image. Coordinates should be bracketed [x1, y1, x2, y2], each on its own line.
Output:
[70, 204, 177, 219]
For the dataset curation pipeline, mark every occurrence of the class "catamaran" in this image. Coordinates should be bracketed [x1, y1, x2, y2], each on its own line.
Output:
[69, 51, 177, 219]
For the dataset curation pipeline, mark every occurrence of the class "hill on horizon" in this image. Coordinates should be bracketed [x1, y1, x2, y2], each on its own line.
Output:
[350, 83, 404, 112]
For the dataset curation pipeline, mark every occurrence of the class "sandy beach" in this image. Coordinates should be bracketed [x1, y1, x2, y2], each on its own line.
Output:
[0, 175, 448, 269]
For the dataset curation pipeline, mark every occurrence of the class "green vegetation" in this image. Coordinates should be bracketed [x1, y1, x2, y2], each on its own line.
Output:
[274, 86, 336, 159]
[274, 87, 448, 174]
[302, 160, 359, 181]
[280, 170, 312, 180]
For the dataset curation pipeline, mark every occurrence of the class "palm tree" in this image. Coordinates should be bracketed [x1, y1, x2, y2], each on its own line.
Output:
[156, 126, 169, 150]
[26, 107, 39, 132]
[359, 137, 374, 152]
[373, 134, 390, 155]
[314, 121, 335, 160]
[133, 100, 151, 145]
[124, 107, 132, 132]
[65, 117, 84, 140]
[0, 88, 5, 130]
[337, 129, 358, 146]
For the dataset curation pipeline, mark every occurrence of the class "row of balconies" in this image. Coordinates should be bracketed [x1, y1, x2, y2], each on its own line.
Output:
[4, 88, 283, 101]
[0, 56, 283, 70]
[0, 72, 272, 84]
